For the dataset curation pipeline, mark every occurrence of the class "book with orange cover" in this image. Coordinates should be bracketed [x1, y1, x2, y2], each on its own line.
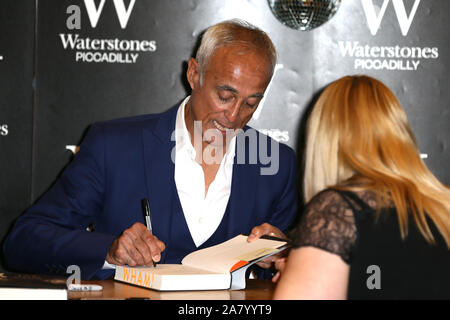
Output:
[114, 234, 288, 291]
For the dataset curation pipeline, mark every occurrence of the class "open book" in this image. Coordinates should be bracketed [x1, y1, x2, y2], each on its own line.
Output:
[114, 234, 288, 291]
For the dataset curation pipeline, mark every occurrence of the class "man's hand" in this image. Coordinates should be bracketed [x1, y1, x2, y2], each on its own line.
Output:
[106, 222, 165, 266]
[247, 223, 288, 269]
[247, 222, 287, 242]
[272, 257, 287, 283]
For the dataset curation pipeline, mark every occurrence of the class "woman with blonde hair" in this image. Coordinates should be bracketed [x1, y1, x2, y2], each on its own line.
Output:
[274, 75, 450, 299]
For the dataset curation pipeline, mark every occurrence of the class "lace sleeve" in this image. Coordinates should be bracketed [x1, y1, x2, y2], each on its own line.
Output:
[290, 189, 357, 264]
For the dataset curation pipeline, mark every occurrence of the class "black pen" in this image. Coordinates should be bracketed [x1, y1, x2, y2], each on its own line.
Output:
[141, 198, 156, 267]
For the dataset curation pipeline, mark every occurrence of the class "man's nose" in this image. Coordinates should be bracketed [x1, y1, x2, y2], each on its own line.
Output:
[225, 102, 241, 124]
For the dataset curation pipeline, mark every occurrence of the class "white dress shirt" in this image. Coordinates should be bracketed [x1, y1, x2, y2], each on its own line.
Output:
[174, 96, 236, 247]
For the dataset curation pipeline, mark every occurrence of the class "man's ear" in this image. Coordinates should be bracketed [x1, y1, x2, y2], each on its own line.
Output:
[187, 57, 200, 90]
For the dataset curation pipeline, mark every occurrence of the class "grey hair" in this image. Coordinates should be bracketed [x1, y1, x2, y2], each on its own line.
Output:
[195, 19, 277, 85]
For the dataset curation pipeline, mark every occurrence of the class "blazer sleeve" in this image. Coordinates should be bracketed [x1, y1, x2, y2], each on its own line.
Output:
[3, 123, 115, 280]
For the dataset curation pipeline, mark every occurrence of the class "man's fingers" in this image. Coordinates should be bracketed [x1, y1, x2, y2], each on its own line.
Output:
[133, 234, 155, 265]
[248, 223, 285, 242]
[108, 226, 147, 266]
[271, 257, 287, 281]
[272, 271, 281, 283]
[256, 260, 273, 269]
[275, 257, 287, 270]
[147, 236, 162, 262]
[107, 222, 167, 267]
[248, 224, 268, 241]
[127, 223, 164, 264]
[140, 231, 165, 263]
[132, 222, 167, 263]
[121, 233, 146, 266]
[107, 238, 139, 266]
[255, 254, 279, 269]
[156, 238, 166, 252]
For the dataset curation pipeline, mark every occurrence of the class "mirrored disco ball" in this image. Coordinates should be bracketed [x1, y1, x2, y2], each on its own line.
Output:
[268, 0, 342, 31]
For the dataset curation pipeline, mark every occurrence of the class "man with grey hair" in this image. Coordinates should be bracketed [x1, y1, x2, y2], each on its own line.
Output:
[4, 19, 298, 280]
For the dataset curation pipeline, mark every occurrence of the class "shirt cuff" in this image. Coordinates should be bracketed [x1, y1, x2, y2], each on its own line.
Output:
[102, 260, 117, 270]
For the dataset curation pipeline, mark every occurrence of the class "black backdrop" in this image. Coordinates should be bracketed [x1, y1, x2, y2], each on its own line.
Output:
[1, 0, 449, 272]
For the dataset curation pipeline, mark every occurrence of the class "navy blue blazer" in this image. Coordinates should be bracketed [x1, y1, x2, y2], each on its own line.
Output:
[3, 104, 298, 279]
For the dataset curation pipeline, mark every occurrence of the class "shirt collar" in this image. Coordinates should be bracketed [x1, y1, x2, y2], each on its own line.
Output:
[175, 96, 196, 161]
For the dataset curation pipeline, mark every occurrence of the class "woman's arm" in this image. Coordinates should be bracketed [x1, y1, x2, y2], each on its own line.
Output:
[273, 246, 350, 300]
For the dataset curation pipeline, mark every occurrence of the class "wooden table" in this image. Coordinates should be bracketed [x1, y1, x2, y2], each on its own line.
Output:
[69, 279, 276, 300]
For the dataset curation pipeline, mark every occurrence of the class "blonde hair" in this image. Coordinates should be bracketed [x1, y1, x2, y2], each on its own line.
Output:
[196, 19, 277, 83]
[304, 75, 450, 246]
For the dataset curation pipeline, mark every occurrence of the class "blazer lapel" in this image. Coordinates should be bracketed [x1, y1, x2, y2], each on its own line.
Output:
[141, 106, 178, 262]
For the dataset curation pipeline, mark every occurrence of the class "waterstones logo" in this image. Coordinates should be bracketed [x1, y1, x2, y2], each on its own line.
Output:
[349, 0, 440, 71]
[61, 0, 157, 64]
[338, 41, 438, 71]
[60, 33, 156, 64]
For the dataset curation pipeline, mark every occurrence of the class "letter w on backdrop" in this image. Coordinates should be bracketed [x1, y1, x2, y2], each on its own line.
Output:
[361, 0, 421, 36]
[84, 0, 136, 28]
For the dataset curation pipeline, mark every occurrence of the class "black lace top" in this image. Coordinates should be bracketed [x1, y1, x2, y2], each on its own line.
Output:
[290, 188, 382, 263]
[290, 188, 450, 299]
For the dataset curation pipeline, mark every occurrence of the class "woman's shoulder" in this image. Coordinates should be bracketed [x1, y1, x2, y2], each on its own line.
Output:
[291, 188, 359, 264]
[305, 188, 369, 212]
[309, 187, 388, 213]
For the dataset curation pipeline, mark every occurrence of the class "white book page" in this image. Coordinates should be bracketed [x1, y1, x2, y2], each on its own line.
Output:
[181, 235, 286, 274]
[131, 264, 222, 275]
